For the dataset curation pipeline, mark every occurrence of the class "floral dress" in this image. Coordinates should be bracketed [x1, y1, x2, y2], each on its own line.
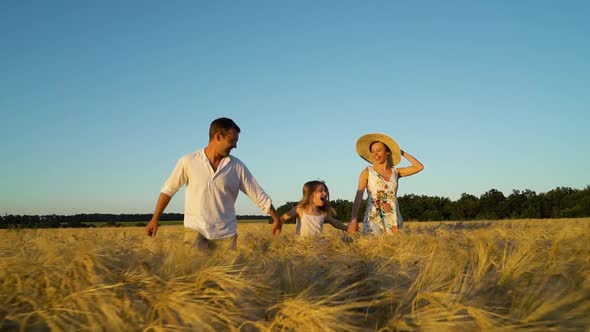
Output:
[362, 166, 403, 235]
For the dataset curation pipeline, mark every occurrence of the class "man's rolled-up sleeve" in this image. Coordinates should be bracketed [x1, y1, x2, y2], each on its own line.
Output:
[160, 157, 188, 197]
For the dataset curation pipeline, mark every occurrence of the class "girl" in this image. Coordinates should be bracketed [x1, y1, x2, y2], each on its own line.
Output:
[280, 180, 348, 237]
[348, 133, 424, 235]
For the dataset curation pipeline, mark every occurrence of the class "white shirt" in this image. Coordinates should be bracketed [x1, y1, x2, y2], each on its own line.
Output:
[295, 213, 325, 237]
[161, 149, 272, 239]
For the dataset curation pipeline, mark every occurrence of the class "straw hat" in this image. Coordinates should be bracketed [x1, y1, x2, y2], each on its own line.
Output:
[356, 133, 401, 165]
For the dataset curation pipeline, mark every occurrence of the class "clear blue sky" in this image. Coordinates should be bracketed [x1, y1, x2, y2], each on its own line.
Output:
[1, 1, 589, 216]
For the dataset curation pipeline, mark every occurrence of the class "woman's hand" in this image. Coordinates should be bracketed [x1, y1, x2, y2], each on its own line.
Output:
[348, 219, 359, 233]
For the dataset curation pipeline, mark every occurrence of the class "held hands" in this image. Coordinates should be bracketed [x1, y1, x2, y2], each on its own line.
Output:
[347, 219, 359, 234]
[271, 218, 282, 236]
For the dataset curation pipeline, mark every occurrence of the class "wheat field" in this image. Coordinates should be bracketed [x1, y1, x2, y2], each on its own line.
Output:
[1, 218, 589, 331]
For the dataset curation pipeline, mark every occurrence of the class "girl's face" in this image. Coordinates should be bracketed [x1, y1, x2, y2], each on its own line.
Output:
[370, 142, 390, 164]
[312, 184, 329, 207]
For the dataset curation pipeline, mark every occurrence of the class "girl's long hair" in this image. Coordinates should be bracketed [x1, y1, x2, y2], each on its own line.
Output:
[297, 180, 336, 218]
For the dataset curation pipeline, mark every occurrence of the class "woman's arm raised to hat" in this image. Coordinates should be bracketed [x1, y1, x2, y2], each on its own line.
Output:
[348, 168, 369, 233]
[398, 150, 424, 177]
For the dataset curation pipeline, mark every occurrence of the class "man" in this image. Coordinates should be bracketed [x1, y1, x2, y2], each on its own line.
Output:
[146, 117, 282, 250]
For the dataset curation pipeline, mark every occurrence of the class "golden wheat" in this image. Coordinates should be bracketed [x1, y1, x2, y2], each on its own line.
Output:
[1, 219, 589, 331]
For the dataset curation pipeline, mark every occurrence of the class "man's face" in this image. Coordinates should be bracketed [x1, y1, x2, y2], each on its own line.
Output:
[218, 129, 239, 157]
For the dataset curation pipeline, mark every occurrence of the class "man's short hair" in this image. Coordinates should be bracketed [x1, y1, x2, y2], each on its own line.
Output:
[209, 117, 241, 140]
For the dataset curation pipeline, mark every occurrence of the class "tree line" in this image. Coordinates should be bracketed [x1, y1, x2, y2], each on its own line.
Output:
[2, 185, 589, 228]
[276, 185, 590, 222]
[0, 212, 271, 229]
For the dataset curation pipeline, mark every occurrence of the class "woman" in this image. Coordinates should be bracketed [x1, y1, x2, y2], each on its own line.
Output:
[348, 133, 424, 235]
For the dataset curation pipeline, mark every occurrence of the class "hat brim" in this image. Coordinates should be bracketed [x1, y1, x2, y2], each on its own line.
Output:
[356, 133, 401, 165]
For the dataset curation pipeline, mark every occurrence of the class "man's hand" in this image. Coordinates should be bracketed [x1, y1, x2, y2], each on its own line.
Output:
[146, 220, 159, 238]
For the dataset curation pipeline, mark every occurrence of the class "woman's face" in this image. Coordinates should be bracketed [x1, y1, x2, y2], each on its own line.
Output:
[370, 142, 390, 164]
[312, 184, 328, 207]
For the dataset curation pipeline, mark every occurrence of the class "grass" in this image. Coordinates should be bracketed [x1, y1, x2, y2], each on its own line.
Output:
[1, 218, 589, 331]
